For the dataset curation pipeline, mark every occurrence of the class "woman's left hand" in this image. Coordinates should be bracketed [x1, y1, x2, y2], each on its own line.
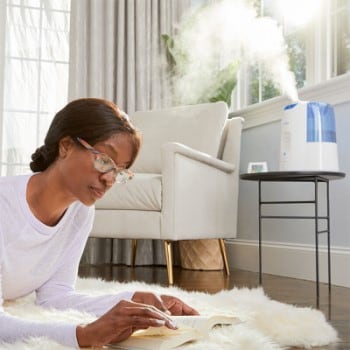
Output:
[132, 292, 199, 316]
[160, 294, 199, 316]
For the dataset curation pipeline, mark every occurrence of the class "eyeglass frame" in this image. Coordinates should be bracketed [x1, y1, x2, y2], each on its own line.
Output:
[74, 137, 134, 184]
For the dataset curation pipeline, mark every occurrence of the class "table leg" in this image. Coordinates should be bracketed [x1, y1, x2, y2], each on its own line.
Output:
[258, 180, 262, 285]
[315, 178, 320, 303]
[326, 180, 331, 292]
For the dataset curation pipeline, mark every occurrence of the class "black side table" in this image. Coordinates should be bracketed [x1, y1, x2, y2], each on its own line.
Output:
[240, 171, 345, 300]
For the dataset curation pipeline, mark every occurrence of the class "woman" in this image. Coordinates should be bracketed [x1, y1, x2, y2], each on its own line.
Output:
[0, 98, 197, 349]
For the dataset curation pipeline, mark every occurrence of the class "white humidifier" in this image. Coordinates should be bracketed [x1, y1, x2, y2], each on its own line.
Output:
[279, 101, 339, 171]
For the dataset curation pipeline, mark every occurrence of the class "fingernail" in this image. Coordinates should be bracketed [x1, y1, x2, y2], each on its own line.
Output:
[155, 319, 166, 326]
[165, 310, 171, 315]
[170, 320, 177, 329]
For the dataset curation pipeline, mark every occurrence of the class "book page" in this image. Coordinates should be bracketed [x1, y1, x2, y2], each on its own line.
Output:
[107, 314, 241, 349]
[171, 314, 241, 334]
[124, 314, 240, 337]
[108, 328, 198, 350]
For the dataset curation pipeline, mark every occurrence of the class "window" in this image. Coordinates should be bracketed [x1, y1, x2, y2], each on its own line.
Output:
[0, 0, 70, 176]
[332, 0, 350, 76]
[232, 0, 350, 110]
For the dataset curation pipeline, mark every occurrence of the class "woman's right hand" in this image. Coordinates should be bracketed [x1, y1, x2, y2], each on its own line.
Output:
[76, 299, 177, 348]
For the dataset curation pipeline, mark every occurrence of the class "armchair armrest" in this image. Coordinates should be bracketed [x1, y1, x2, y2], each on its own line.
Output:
[161, 142, 235, 173]
[161, 142, 238, 240]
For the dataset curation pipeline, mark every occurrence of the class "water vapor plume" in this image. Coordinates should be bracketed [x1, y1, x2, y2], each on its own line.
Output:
[168, 0, 299, 106]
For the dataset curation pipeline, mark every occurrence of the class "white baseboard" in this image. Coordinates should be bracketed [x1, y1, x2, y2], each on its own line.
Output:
[225, 239, 350, 288]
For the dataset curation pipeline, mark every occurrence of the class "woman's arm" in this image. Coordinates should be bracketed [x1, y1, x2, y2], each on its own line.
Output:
[0, 312, 79, 349]
[0, 260, 79, 349]
[34, 207, 137, 316]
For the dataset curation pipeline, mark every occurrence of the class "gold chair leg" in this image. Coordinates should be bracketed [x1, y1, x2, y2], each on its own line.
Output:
[164, 240, 174, 285]
[219, 239, 230, 276]
[131, 239, 137, 266]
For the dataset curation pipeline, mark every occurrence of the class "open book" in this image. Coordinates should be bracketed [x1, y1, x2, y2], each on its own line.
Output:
[108, 314, 241, 350]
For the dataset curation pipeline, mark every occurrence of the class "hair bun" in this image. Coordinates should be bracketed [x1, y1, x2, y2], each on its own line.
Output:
[30, 145, 49, 172]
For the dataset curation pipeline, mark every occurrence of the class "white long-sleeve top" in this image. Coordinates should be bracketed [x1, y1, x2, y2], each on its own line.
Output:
[0, 174, 134, 348]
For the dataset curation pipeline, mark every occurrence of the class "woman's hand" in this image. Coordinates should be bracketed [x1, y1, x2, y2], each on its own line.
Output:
[160, 294, 199, 316]
[76, 299, 176, 348]
[132, 291, 199, 316]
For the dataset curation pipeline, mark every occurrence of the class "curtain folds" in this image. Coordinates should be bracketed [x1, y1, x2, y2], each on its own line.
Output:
[69, 0, 190, 113]
[69, 0, 190, 265]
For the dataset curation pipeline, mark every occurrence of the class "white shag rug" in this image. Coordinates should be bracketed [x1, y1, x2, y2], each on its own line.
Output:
[2, 278, 338, 350]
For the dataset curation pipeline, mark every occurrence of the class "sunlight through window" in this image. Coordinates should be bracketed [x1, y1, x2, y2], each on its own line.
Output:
[276, 0, 323, 28]
[0, 0, 71, 175]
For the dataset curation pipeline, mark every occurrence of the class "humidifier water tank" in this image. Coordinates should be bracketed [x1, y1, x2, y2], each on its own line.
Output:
[279, 101, 339, 171]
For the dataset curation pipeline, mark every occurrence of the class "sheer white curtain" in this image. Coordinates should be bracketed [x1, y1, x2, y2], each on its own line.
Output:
[68, 0, 191, 265]
[0, 0, 70, 176]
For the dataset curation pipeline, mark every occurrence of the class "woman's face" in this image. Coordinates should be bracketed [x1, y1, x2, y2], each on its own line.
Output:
[59, 133, 135, 206]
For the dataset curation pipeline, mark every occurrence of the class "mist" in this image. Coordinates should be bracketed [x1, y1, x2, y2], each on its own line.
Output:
[168, 0, 299, 106]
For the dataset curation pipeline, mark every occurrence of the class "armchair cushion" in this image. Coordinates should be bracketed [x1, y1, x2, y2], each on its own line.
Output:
[130, 102, 228, 173]
[95, 174, 161, 211]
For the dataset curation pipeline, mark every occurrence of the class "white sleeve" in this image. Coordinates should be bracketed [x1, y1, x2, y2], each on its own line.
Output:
[0, 253, 78, 349]
[35, 209, 135, 317]
[0, 313, 79, 349]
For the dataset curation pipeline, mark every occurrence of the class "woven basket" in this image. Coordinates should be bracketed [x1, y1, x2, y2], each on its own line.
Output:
[179, 239, 224, 270]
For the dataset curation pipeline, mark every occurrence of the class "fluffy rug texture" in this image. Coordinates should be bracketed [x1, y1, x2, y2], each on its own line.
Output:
[2, 278, 338, 350]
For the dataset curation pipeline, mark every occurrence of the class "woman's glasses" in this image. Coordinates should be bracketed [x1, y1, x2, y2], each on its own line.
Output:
[75, 137, 134, 184]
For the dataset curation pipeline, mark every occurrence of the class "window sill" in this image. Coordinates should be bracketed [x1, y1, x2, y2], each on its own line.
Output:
[229, 73, 350, 129]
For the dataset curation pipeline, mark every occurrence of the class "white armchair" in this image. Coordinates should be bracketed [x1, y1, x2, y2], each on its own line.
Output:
[91, 102, 243, 284]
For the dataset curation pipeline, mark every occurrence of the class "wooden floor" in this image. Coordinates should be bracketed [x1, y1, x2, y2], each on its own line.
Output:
[78, 264, 350, 350]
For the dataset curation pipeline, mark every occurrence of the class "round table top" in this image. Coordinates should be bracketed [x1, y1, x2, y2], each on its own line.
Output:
[240, 170, 346, 182]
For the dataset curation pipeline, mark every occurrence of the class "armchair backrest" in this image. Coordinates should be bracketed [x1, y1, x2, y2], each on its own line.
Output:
[218, 116, 244, 164]
[130, 102, 228, 173]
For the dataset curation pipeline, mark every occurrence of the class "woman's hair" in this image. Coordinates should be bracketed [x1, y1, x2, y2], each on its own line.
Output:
[30, 98, 142, 172]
